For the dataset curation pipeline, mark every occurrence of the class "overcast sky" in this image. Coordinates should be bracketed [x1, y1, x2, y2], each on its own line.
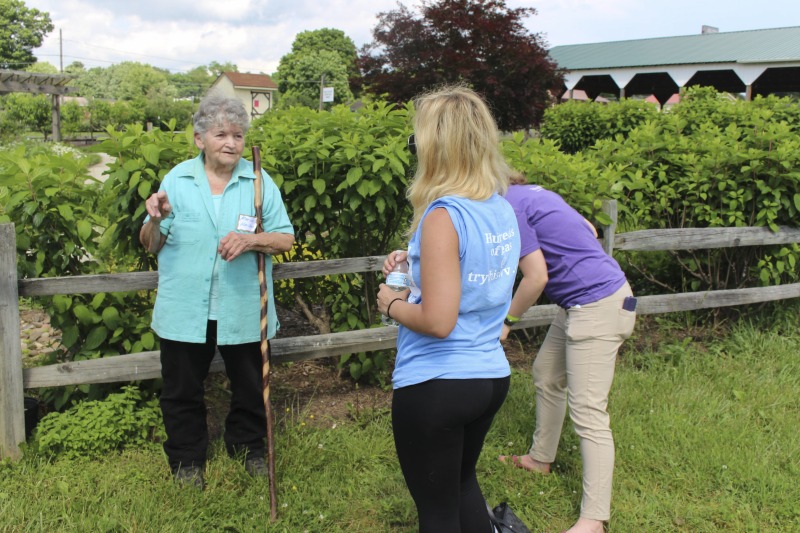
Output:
[25, 0, 800, 75]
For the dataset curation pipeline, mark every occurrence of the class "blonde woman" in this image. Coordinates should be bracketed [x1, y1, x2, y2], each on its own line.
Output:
[377, 86, 520, 533]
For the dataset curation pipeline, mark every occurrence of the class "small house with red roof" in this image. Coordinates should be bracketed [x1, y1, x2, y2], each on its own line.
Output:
[209, 72, 278, 119]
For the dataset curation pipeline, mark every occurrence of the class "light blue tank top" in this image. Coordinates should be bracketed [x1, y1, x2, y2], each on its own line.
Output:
[393, 194, 520, 389]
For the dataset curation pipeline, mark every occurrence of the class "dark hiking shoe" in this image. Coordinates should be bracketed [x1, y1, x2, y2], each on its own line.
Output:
[174, 465, 205, 489]
[244, 456, 268, 477]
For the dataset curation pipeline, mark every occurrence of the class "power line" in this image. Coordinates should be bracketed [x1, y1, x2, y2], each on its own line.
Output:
[58, 37, 224, 72]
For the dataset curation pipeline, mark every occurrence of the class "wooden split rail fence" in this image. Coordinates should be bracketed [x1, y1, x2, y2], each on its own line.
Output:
[2, 201, 799, 459]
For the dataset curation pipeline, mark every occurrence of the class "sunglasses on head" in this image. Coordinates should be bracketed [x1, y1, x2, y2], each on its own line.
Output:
[407, 134, 416, 155]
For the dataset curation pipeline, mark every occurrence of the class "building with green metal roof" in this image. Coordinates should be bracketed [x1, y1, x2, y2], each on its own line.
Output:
[548, 26, 800, 105]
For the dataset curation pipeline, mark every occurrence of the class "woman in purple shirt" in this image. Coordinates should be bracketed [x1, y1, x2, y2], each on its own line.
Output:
[498, 173, 636, 533]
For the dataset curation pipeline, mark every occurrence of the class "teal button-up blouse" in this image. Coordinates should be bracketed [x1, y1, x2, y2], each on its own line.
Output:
[148, 154, 294, 345]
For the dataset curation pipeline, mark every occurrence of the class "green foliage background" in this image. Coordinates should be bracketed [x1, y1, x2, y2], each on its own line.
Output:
[2, 89, 799, 403]
[522, 87, 800, 293]
[247, 101, 415, 382]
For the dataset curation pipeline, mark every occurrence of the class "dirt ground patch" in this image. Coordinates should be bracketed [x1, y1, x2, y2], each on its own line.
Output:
[19, 304, 536, 436]
[204, 307, 538, 437]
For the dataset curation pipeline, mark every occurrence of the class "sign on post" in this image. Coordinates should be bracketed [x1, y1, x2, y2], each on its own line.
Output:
[322, 87, 334, 103]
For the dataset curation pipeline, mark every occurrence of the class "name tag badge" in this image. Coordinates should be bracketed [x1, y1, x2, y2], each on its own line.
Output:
[237, 214, 258, 233]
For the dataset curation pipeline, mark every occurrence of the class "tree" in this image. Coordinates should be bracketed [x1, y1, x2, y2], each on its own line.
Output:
[107, 100, 144, 130]
[60, 99, 87, 137]
[64, 61, 85, 75]
[25, 60, 58, 73]
[170, 65, 212, 100]
[114, 62, 175, 101]
[276, 28, 357, 109]
[72, 62, 175, 101]
[358, 0, 563, 131]
[0, 0, 53, 70]
[292, 28, 359, 81]
[72, 67, 114, 100]
[277, 50, 354, 109]
[207, 60, 238, 78]
[0, 92, 51, 138]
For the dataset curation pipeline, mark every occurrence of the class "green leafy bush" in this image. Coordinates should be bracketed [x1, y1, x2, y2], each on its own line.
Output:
[95, 121, 196, 269]
[501, 133, 616, 226]
[247, 101, 415, 384]
[31, 385, 165, 459]
[540, 98, 659, 154]
[40, 290, 157, 410]
[0, 93, 52, 140]
[506, 90, 799, 296]
[593, 91, 800, 292]
[0, 140, 161, 409]
[0, 142, 101, 278]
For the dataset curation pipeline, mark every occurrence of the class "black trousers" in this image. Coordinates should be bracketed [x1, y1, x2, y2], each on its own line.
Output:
[159, 321, 266, 470]
[392, 376, 510, 533]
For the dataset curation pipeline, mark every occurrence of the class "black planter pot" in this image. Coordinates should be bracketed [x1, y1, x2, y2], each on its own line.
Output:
[24, 396, 40, 440]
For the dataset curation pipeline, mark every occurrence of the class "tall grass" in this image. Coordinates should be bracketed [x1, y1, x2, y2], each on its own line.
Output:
[1, 319, 798, 532]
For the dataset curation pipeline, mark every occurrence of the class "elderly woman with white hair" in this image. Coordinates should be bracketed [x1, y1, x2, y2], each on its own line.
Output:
[140, 93, 294, 489]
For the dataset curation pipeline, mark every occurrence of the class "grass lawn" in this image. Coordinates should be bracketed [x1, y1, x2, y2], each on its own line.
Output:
[1, 318, 798, 532]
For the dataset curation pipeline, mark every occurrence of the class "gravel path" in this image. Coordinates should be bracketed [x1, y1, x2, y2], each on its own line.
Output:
[19, 309, 60, 367]
[87, 153, 115, 183]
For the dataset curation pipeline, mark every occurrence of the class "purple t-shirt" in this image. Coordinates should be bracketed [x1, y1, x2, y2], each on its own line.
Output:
[504, 184, 626, 308]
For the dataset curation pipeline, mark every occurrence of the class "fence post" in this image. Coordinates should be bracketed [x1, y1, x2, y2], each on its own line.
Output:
[600, 199, 618, 256]
[0, 223, 25, 460]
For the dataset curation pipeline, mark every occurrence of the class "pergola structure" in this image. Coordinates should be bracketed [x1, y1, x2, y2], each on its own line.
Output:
[548, 26, 800, 106]
[0, 69, 78, 141]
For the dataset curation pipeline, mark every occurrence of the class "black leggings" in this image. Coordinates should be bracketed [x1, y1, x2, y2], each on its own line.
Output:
[392, 376, 510, 533]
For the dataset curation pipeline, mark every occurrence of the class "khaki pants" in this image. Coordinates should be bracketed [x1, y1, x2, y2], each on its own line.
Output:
[528, 283, 635, 521]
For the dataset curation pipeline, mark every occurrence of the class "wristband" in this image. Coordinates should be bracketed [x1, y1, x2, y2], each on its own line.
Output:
[387, 298, 404, 320]
[504, 314, 520, 327]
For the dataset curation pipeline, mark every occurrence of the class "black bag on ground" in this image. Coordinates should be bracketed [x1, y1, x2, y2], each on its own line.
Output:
[488, 502, 532, 533]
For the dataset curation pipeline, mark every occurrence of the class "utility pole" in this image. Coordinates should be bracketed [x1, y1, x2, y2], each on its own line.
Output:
[53, 28, 63, 142]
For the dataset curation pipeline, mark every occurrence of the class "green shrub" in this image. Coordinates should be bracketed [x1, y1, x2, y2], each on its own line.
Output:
[247, 101, 415, 384]
[593, 93, 800, 292]
[31, 385, 165, 459]
[95, 121, 196, 270]
[540, 98, 659, 154]
[509, 89, 799, 296]
[40, 290, 158, 410]
[0, 93, 52, 140]
[0, 140, 161, 409]
[670, 86, 800, 136]
[501, 133, 616, 226]
[0, 142, 101, 278]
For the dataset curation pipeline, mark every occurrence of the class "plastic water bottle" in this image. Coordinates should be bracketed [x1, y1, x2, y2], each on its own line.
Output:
[382, 256, 410, 326]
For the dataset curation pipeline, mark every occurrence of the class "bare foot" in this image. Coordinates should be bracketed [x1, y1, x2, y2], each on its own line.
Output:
[497, 454, 551, 474]
[563, 517, 605, 533]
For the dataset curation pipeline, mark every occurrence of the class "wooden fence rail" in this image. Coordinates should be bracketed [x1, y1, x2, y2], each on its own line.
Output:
[2, 205, 800, 459]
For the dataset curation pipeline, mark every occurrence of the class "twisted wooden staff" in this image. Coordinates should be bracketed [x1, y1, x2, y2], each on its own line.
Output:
[253, 146, 278, 521]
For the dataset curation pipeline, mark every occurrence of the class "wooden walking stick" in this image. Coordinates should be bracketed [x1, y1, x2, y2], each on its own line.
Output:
[252, 146, 278, 521]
